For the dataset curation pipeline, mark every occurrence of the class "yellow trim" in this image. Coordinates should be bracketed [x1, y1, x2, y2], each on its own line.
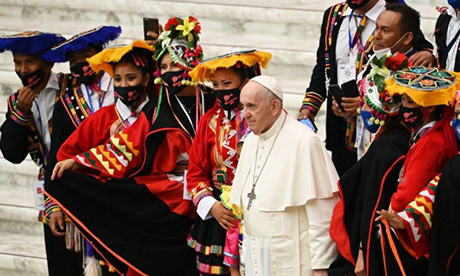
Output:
[386, 70, 460, 107]
[189, 50, 272, 82]
[87, 40, 154, 76]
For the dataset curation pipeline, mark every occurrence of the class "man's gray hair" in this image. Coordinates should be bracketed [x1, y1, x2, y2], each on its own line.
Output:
[261, 87, 283, 108]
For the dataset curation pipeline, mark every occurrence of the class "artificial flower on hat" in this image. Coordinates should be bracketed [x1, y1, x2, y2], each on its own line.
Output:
[154, 16, 203, 71]
[358, 52, 412, 127]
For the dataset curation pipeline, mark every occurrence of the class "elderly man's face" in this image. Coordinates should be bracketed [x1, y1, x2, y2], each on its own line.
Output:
[374, 10, 409, 53]
[241, 81, 278, 135]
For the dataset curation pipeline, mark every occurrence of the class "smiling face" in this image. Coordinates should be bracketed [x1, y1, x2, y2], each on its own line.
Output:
[240, 81, 281, 135]
[13, 53, 46, 75]
[159, 52, 182, 75]
[113, 61, 148, 88]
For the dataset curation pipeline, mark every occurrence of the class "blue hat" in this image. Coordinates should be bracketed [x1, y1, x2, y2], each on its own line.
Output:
[42, 26, 122, 63]
[0, 31, 65, 56]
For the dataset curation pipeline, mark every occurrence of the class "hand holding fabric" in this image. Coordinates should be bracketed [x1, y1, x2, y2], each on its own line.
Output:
[375, 209, 405, 229]
[210, 201, 237, 230]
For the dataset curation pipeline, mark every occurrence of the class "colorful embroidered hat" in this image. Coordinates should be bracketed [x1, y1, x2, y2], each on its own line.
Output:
[189, 49, 272, 82]
[0, 31, 65, 56]
[42, 26, 122, 62]
[87, 40, 155, 77]
[358, 53, 411, 126]
[154, 16, 202, 71]
[386, 66, 460, 107]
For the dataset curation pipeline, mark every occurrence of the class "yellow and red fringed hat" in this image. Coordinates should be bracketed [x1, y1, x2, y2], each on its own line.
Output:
[189, 49, 272, 82]
[386, 66, 460, 107]
[87, 40, 154, 77]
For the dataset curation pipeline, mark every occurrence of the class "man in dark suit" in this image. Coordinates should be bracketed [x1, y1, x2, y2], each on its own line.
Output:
[298, 0, 434, 176]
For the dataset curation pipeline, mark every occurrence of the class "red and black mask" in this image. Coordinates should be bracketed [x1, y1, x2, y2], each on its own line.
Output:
[71, 61, 97, 85]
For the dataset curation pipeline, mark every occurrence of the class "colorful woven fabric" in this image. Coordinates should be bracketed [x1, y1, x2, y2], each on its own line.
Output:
[397, 174, 439, 259]
[0, 31, 65, 56]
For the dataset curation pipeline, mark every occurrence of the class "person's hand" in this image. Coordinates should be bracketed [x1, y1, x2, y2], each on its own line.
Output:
[409, 51, 434, 67]
[210, 201, 237, 230]
[229, 267, 241, 276]
[145, 24, 163, 46]
[354, 247, 366, 276]
[332, 98, 349, 118]
[51, 159, 81, 180]
[341, 96, 360, 117]
[375, 209, 405, 229]
[17, 86, 35, 114]
[49, 211, 65, 237]
[313, 269, 328, 276]
[298, 109, 316, 122]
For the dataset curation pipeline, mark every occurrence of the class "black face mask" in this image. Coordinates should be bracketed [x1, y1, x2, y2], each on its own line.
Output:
[162, 70, 187, 95]
[114, 84, 144, 106]
[347, 0, 371, 9]
[16, 67, 46, 90]
[399, 106, 424, 131]
[214, 87, 241, 111]
[71, 61, 97, 85]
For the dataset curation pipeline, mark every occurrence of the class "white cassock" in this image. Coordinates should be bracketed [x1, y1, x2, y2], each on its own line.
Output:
[230, 112, 339, 276]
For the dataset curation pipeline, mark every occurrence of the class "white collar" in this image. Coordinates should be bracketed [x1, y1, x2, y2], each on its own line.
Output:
[45, 71, 59, 91]
[414, 120, 437, 140]
[259, 111, 286, 140]
[343, 0, 385, 22]
[447, 6, 460, 19]
[116, 95, 149, 121]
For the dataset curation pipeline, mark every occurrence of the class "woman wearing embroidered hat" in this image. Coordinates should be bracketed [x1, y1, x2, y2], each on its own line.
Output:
[186, 50, 271, 276]
[153, 16, 215, 138]
[46, 39, 198, 276]
[328, 53, 413, 276]
[372, 66, 460, 275]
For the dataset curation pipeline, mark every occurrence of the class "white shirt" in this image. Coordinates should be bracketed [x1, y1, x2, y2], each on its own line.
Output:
[31, 71, 59, 152]
[336, 0, 385, 85]
[445, 6, 460, 71]
[115, 95, 150, 127]
[80, 72, 114, 113]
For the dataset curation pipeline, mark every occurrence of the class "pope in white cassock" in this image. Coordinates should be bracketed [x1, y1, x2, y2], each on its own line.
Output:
[230, 76, 339, 276]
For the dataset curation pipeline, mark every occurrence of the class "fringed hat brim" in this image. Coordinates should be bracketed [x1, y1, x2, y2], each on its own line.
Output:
[189, 50, 272, 82]
[386, 67, 460, 107]
[87, 40, 154, 76]
[0, 31, 65, 56]
[42, 26, 122, 63]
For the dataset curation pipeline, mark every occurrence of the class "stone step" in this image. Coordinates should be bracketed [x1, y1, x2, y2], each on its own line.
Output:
[0, 249, 47, 276]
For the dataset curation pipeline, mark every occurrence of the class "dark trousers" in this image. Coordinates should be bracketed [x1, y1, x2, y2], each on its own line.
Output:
[332, 147, 357, 177]
[43, 224, 84, 276]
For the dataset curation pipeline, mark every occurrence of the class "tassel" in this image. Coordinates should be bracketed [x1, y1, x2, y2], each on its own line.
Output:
[84, 241, 102, 276]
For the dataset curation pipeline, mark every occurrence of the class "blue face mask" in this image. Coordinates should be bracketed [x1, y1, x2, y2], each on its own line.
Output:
[449, 0, 460, 10]
[452, 116, 460, 140]
[361, 110, 380, 133]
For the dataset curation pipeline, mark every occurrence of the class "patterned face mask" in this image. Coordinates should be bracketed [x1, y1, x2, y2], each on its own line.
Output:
[71, 61, 97, 85]
[114, 84, 144, 106]
[399, 106, 423, 131]
[16, 66, 46, 90]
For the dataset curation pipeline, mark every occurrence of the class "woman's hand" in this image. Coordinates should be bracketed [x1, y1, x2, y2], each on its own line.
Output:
[51, 159, 81, 180]
[354, 247, 366, 276]
[210, 201, 237, 230]
[375, 209, 405, 229]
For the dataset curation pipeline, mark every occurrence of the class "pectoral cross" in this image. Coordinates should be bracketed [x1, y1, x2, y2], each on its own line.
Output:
[247, 186, 256, 210]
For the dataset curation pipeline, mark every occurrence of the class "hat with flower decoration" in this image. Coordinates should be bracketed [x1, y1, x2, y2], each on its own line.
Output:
[358, 52, 412, 127]
[153, 16, 203, 86]
[0, 31, 65, 58]
[42, 26, 121, 62]
[386, 66, 460, 107]
[189, 49, 272, 82]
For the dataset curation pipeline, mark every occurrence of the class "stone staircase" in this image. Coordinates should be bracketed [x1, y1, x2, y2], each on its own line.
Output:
[0, 0, 446, 275]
